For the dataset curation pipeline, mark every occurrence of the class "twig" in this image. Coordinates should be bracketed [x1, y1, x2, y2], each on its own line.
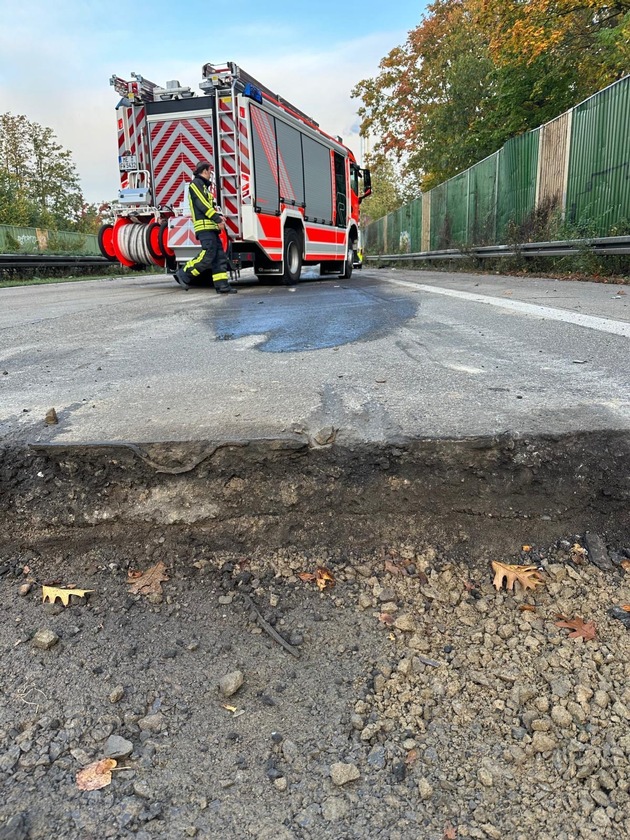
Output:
[239, 592, 301, 658]
[16, 686, 47, 715]
[416, 655, 442, 668]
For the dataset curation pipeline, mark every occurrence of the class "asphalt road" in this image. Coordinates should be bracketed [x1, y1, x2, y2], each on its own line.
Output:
[1, 267, 629, 445]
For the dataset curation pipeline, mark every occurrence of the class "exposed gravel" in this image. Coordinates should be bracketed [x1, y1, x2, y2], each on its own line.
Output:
[1, 534, 629, 839]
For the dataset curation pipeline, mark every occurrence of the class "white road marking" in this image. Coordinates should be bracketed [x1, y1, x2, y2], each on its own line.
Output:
[382, 277, 630, 338]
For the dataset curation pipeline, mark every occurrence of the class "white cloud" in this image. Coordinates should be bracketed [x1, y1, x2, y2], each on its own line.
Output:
[1, 18, 402, 201]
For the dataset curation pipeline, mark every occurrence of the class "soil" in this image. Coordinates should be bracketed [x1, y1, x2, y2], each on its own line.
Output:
[1, 434, 629, 839]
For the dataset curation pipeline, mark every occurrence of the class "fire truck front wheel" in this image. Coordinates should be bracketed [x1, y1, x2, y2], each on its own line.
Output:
[282, 229, 303, 285]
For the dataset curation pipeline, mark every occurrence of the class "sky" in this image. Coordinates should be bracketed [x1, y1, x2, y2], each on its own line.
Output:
[0, 0, 427, 203]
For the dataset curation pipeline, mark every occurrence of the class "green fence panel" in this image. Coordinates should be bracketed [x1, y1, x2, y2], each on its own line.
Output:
[496, 129, 540, 240]
[429, 183, 448, 250]
[446, 171, 468, 246]
[566, 76, 630, 236]
[467, 152, 498, 245]
[0, 224, 100, 255]
[408, 197, 423, 252]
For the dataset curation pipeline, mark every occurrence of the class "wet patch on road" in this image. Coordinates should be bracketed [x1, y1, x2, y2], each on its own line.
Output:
[211, 287, 417, 352]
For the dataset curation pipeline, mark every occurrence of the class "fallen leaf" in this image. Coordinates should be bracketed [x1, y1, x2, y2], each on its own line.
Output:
[443, 822, 457, 839]
[519, 604, 537, 613]
[622, 605, 630, 612]
[299, 567, 335, 591]
[76, 758, 116, 791]
[126, 570, 143, 580]
[222, 704, 238, 713]
[491, 561, 544, 592]
[42, 586, 94, 607]
[555, 616, 597, 640]
[404, 749, 418, 766]
[378, 612, 394, 626]
[22, 565, 30, 575]
[384, 559, 407, 576]
[522, 545, 532, 552]
[127, 562, 169, 597]
[570, 543, 588, 564]
[621, 560, 630, 573]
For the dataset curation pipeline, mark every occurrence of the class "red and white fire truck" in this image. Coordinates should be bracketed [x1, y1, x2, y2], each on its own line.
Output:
[98, 62, 371, 284]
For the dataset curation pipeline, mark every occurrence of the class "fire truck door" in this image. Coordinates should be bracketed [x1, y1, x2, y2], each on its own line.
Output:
[333, 152, 347, 230]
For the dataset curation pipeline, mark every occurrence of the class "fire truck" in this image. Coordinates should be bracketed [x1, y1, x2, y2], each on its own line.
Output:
[98, 62, 372, 284]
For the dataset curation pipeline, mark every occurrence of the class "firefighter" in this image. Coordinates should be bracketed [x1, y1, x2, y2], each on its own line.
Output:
[174, 160, 236, 294]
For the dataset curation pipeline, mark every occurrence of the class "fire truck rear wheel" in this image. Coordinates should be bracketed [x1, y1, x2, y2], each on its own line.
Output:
[340, 243, 354, 280]
[282, 229, 302, 285]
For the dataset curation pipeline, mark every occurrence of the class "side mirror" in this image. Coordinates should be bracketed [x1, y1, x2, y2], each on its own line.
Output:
[359, 168, 372, 202]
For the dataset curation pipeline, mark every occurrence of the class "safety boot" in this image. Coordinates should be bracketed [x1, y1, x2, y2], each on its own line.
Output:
[174, 269, 190, 290]
[214, 280, 237, 294]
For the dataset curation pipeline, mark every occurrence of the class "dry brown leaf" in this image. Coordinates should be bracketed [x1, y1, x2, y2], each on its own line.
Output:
[443, 823, 457, 840]
[621, 560, 630, 573]
[519, 604, 537, 613]
[491, 561, 544, 592]
[621, 605, 630, 612]
[522, 545, 532, 552]
[378, 612, 394, 626]
[299, 567, 335, 591]
[42, 586, 94, 607]
[570, 543, 588, 564]
[404, 749, 418, 766]
[127, 562, 169, 596]
[384, 559, 407, 576]
[555, 616, 597, 640]
[76, 758, 117, 791]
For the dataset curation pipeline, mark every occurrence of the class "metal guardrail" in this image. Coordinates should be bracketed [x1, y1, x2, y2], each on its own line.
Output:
[365, 235, 630, 263]
[0, 254, 110, 271]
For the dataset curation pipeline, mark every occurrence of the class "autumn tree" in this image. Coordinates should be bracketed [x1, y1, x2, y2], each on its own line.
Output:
[353, 0, 630, 192]
[0, 113, 86, 229]
[352, 0, 495, 192]
[360, 155, 405, 224]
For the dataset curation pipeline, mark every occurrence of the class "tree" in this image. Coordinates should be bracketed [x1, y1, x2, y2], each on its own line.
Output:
[352, 0, 495, 191]
[0, 113, 86, 229]
[360, 155, 405, 224]
[353, 1, 630, 193]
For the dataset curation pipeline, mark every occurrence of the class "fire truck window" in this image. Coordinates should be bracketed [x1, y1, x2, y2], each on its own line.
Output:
[350, 165, 359, 195]
[334, 153, 346, 227]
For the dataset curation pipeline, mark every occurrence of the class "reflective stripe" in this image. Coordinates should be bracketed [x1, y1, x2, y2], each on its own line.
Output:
[184, 249, 206, 273]
[213, 273, 229, 283]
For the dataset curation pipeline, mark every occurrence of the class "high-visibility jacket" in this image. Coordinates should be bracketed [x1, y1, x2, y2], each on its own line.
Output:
[188, 175, 222, 233]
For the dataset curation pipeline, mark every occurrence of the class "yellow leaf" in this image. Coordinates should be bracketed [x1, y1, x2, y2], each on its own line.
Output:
[42, 585, 94, 607]
[222, 704, 238, 713]
[76, 758, 116, 791]
[491, 561, 544, 592]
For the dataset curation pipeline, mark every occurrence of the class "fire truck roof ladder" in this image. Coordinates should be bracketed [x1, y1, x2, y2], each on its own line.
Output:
[200, 62, 319, 129]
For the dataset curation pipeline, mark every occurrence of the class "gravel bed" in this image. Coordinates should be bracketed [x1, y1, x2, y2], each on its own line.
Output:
[1, 534, 629, 839]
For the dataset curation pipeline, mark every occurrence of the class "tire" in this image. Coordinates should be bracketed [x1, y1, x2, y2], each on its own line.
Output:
[282, 229, 302, 285]
[97, 224, 117, 262]
[340, 243, 354, 280]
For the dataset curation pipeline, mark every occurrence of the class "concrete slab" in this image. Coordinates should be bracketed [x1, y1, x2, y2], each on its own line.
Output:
[1, 268, 629, 445]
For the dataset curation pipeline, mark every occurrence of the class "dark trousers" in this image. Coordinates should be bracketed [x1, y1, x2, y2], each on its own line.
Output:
[183, 229, 229, 283]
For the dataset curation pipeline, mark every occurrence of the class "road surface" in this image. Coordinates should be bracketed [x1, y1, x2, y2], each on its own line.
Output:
[1, 267, 629, 445]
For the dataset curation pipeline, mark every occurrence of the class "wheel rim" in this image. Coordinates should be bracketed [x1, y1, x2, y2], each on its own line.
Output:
[287, 241, 300, 275]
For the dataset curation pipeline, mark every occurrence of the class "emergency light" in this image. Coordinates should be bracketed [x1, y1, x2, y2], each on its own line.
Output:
[243, 83, 263, 104]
